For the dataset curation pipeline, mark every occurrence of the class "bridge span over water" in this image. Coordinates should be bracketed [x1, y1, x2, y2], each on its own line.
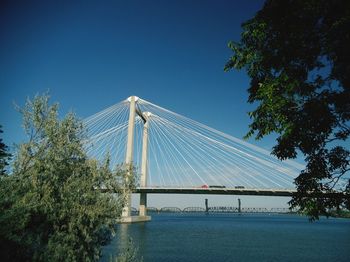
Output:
[85, 96, 304, 223]
[130, 206, 292, 213]
[135, 187, 296, 197]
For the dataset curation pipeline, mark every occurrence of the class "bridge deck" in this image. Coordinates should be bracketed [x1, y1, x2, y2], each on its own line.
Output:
[135, 187, 296, 197]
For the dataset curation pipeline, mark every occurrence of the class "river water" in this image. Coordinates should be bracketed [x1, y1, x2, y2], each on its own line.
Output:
[101, 213, 350, 262]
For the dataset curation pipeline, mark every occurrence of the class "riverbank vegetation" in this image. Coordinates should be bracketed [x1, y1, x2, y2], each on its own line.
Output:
[329, 209, 350, 219]
[0, 95, 135, 261]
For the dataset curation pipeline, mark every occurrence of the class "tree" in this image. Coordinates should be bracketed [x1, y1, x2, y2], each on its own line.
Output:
[225, 0, 350, 220]
[0, 95, 134, 261]
[0, 125, 11, 176]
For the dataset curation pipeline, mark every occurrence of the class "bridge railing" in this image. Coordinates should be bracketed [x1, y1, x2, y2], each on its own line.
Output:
[130, 206, 294, 214]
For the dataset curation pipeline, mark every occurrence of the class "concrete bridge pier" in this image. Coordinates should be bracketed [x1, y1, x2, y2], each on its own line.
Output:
[139, 111, 151, 220]
[120, 96, 150, 223]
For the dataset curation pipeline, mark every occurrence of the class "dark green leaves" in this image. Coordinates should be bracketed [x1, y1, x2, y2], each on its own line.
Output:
[0, 126, 11, 176]
[226, 0, 350, 220]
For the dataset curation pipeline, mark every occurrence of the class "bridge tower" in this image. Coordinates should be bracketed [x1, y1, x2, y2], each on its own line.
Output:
[139, 112, 152, 217]
[120, 96, 151, 223]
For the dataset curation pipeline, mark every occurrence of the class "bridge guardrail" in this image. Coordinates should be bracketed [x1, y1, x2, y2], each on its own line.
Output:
[130, 206, 294, 214]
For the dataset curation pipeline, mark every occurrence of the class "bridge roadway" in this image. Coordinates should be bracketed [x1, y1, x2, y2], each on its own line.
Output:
[134, 187, 296, 197]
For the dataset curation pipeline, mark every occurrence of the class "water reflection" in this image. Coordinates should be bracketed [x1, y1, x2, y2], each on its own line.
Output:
[118, 223, 129, 252]
[99, 223, 132, 261]
[103, 222, 148, 261]
[137, 223, 146, 254]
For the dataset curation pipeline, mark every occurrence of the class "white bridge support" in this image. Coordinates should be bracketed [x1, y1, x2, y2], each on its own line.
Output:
[82, 95, 304, 224]
[120, 96, 151, 223]
[139, 112, 151, 217]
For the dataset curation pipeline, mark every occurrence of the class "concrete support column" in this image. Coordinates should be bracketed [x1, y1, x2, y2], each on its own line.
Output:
[139, 113, 150, 216]
[139, 193, 147, 216]
[122, 96, 137, 218]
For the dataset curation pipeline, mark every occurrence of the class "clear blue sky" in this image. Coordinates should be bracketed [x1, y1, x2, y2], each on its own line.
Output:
[1, 0, 294, 208]
[1, 0, 267, 146]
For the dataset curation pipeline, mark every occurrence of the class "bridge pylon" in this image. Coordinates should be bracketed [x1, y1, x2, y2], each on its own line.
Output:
[120, 96, 151, 223]
[139, 112, 152, 217]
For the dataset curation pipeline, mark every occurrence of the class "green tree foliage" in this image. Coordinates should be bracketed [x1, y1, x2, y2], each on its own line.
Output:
[0, 95, 134, 261]
[225, 0, 350, 220]
[0, 125, 11, 176]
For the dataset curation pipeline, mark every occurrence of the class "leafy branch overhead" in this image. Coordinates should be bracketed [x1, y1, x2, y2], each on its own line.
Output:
[225, 0, 350, 220]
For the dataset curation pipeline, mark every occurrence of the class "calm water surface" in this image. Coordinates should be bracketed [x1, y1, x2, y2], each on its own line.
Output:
[101, 214, 350, 262]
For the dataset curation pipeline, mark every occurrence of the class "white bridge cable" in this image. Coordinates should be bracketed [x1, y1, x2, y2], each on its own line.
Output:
[149, 118, 199, 186]
[82, 96, 302, 190]
[84, 101, 128, 135]
[152, 116, 264, 188]
[82, 101, 131, 170]
[138, 99, 304, 171]
[151, 116, 232, 187]
[160, 120, 264, 188]
[148, 123, 167, 186]
[147, 120, 182, 186]
[152, 115, 290, 189]
[146, 106, 292, 176]
[137, 98, 300, 189]
[97, 105, 129, 137]
[154, 114, 252, 187]
[83, 100, 127, 125]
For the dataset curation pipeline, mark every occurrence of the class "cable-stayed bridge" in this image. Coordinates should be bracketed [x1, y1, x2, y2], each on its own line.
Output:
[83, 96, 303, 222]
